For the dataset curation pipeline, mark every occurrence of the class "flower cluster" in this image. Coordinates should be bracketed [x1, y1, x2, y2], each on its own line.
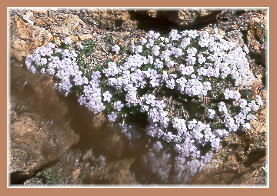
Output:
[25, 29, 263, 183]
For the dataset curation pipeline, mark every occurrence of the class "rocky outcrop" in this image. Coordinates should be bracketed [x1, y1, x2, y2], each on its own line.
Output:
[9, 13, 53, 61]
[213, 10, 267, 67]
[246, 11, 266, 67]
[128, 10, 221, 33]
[9, 10, 87, 61]
[9, 96, 79, 184]
[78, 9, 137, 31]
[9, 63, 79, 184]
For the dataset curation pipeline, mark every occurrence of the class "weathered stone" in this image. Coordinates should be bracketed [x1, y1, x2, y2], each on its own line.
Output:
[176, 9, 214, 26]
[24, 147, 137, 185]
[212, 10, 267, 67]
[10, 15, 53, 61]
[53, 13, 87, 35]
[232, 162, 267, 185]
[88, 158, 137, 184]
[79, 34, 93, 41]
[69, 35, 79, 42]
[27, 148, 92, 185]
[247, 11, 266, 57]
[81, 9, 137, 31]
[10, 39, 30, 61]
[9, 64, 79, 181]
[9, 97, 79, 176]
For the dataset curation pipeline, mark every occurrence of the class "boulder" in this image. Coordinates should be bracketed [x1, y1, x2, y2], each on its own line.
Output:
[10, 14, 53, 61]
[9, 64, 79, 184]
[9, 97, 79, 183]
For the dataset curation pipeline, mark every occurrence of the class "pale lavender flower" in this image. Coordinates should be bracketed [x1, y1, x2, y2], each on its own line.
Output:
[169, 29, 181, 41]
[207, 109, 216, 119]
[163, 132, 174, 143]
[247, 114, 256, 121]
[243, 45, 249, 54]
[152, 141, 163, 152]
[74, 75, 84, 86]
[224, 89, 233, 100]
[103, 91, 112, 102]
[166, 78, 176, 89]
[140, 37, 147, 45]
[64, 37, 72, 45]
[234, 112, 246, 125]
[238, 99, 247, 108]
[30, 66, 36, 73]
[218, 102, 228, 114]
[76, 42, 84, 50]
[198, 53, 206, 64]
[114, 101, 124, 111]
[242, 123, 251, 130]
[112, 45, 120, 53]
[108, 112, 117, 122]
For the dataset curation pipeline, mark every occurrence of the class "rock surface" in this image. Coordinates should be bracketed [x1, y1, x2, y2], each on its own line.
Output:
[9, 63, 79, 184]
[87, 158, 137, 184]
[213, 10, 267, 67]
[127, 9, 222, 34]
[24, 148, 94, 185]
[246, 11, 266, 67]
[24, 148, 137, 185]
[79, 9, 137, 31]
[10, 13, 53, 61]
[9, 96, 79, 183]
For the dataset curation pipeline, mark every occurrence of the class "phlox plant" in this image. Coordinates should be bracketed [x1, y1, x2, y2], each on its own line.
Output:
[24, 29, 263, 182]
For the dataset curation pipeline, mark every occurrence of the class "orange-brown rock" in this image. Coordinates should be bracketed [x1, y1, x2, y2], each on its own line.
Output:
[10, 15, 53, 61]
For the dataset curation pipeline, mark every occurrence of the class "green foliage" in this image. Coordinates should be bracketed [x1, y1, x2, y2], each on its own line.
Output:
[106, 34, 113, 43]
[37, 169, 61, 185]
[82, 40, 95, 53]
